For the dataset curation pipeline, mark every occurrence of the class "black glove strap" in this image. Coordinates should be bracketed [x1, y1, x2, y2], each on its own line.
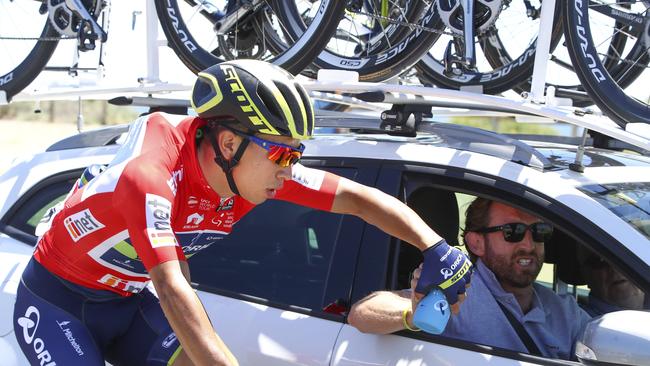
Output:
[496, 301, 543, 357]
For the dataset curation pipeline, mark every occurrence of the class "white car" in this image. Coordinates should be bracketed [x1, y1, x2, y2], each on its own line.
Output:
[1, 94, 649, 366]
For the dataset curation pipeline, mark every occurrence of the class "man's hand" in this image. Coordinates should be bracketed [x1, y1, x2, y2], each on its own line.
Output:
[414, 240, 472, 314]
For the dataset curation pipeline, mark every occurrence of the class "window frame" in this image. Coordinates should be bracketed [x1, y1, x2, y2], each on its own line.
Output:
[0, 169, 82, 246]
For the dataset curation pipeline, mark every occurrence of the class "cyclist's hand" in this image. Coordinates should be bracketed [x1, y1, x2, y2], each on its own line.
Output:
[415, 240, 473, 314]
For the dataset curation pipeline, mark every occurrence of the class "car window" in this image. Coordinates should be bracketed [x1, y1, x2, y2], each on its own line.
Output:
[190, 167, 358, 312]
[3, 176, 77, 244]
[578, 182, 650, 241]
[26, 194, 67, 228]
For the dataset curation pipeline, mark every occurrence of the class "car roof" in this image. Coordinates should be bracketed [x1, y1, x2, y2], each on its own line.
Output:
[43, 113, 650, 173]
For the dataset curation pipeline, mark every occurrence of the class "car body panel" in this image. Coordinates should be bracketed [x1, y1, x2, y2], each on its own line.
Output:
[332, 325, 545, 366]
[197, 291, 341, 366]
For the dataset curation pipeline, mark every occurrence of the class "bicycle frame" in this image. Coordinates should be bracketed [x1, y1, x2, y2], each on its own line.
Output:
[529, 0, 557, 103]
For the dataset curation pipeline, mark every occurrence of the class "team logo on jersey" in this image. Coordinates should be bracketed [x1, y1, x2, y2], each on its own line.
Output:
[216, 197, 234, 211]
[186, 213, 204, 225]
[99, 274, 147, 293]
[187, 196, 199, 207]
[64, 209, 105, 242]
[211, 211, 235, 228]
[167, 167, 184, 196]
[145, 194, 178, 248]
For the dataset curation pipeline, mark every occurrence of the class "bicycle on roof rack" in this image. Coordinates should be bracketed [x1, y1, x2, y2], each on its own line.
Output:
[0, 0, 345, 103]
[414, 0, 650, 127]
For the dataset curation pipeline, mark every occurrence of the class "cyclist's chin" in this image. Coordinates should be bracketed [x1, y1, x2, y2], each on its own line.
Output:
[240, 190, 270, 205]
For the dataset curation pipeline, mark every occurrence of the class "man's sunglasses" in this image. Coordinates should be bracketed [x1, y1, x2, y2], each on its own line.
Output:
[475, 222, 554, 243]
[229, 129, 305, 168]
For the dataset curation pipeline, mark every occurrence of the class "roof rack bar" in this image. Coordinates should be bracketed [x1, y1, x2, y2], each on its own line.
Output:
[308, 91, 385, 111]
[356, 91, 540, 117]
[108, 96, 190, 108]
[303, 81, 650, 152]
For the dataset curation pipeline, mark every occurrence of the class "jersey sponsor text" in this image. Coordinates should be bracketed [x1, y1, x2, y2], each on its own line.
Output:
[64, 209, 105, 242]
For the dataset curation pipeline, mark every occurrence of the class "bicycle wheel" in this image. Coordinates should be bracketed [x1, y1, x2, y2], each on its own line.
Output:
[564, 0, 650, 126]
[0, 0, 59, 102]
[276, 0, 444, 81]
[154, 0, 345, 75]
[416, 0, 564, 95]
[511, 2, 645, 108]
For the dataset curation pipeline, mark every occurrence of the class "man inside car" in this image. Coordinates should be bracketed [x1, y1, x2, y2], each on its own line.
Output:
[577, 245, 647, 317]
[348, 197, 591, 360]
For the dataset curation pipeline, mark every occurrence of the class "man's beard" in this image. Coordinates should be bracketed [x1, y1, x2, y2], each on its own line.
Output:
[482, 237, 543, 289]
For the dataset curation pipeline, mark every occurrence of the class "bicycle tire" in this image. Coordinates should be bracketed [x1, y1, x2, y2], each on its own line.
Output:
[563, 0, 650, 126]
[278, 1, 444, 82]
[416, 0, 563, 95]
[154, 0, 345, 75]
[512, 3, 643, 108]
[0, 14, 59, 102]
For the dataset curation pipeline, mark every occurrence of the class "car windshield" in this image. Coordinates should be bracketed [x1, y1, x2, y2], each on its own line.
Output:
[579, 182, 650, 240]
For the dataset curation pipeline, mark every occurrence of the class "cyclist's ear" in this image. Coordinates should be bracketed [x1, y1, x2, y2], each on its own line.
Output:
[465, 232, 485, 257]
[215, 128, 241, 160]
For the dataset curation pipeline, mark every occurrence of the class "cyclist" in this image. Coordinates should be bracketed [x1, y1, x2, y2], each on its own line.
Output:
[13, 60, 472, 366]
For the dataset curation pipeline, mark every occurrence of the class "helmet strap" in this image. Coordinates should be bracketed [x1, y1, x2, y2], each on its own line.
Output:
[205, 126, 249, 196]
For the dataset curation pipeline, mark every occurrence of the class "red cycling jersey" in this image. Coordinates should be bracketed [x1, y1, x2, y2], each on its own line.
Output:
[34, 113, 339, 296]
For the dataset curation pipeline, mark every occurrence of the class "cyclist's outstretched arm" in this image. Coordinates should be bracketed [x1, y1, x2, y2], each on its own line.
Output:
[330, 177, 442, 251]
[329, 177, 472, 310]
[149, 260, 239, 366]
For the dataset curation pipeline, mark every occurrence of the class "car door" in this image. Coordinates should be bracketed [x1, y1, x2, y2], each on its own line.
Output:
[190, 159, 379, 365]
[0, 170, 81, 366]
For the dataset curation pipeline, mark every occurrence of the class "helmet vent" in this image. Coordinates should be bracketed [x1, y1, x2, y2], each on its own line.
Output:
[274, 81, 303, 134]
[294, 83, 313, 133]
[257, 84, 284, 124]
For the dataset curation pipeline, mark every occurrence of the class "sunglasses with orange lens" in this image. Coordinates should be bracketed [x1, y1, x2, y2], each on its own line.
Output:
[230, 129, 305, 167]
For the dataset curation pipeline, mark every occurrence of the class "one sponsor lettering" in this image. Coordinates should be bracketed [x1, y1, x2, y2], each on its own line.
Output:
[167, 168, 183, 196]
[16, 306, 57, 365]
[145, 194, 178, 248]
[99, 274, 146, 293]
[161, 332, 178, 349]
[64, 209, 105, 242]
[291, 164, 325, 190]
[56, 320, 85, 356]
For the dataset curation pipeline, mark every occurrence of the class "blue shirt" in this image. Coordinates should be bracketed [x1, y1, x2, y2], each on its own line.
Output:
[443, 260, 591, 360]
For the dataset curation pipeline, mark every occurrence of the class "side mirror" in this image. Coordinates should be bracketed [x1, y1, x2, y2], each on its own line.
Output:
[576, 310, 650, 366]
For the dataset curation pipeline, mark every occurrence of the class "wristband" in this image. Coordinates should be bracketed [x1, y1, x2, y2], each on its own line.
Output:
[402, 308, 421, 332]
